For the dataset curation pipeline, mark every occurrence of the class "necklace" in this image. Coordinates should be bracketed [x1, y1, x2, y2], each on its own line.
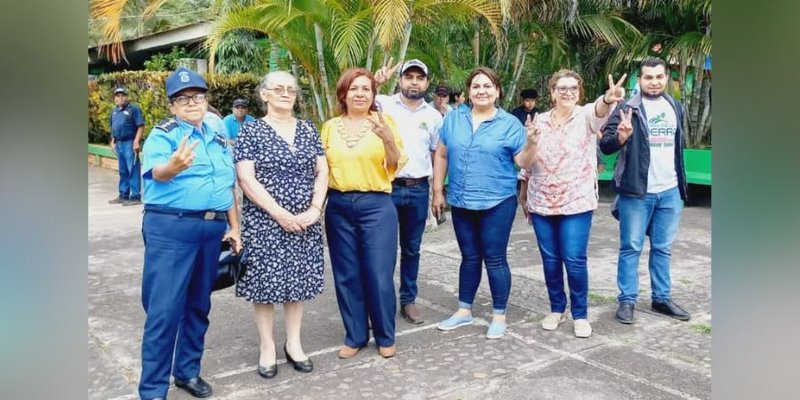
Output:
[550, 108, 574, 129]
[337, 116, 370, 148]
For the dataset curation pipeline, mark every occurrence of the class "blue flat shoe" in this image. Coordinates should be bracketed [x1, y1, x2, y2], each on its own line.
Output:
[486, 319, 507, 339]
[437, 313, 474, 331]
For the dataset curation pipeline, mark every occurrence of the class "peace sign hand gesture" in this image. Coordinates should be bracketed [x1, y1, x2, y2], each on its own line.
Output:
[604, 73, 628, 104]
[366, 112, 393, 143]
[169, 136, 200, 174]
[525, 113, 541, 146]
[374, 56, 403, 86]
[617, 108, 634, 145]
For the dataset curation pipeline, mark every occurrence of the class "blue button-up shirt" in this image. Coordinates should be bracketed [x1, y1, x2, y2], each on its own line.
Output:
[141, 118, 235, 211]
[110, 103, 145, 141]
[440, 106, 526, 210]
[222, 114, 255, 140]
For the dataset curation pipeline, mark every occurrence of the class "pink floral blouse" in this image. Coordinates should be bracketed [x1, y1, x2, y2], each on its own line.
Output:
[522, 96, 609, 216]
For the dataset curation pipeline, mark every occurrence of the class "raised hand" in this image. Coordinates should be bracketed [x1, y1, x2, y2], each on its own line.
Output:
[525, 113, 541, 146]
[168, 136, 201, 174]
[366, 112, 393, 143]
[617, 108, 634, 145]
[604, 73, 628, 104]
[374, 56, 403, 86]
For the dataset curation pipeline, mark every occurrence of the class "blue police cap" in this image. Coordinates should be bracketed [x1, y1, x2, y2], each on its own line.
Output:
[166, 67, 208, 98]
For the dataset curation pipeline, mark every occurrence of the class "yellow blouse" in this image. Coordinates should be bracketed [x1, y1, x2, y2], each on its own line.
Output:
[321, 113, 408, 193]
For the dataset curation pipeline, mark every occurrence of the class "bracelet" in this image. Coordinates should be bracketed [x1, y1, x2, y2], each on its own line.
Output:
[602, 96, 614, 105]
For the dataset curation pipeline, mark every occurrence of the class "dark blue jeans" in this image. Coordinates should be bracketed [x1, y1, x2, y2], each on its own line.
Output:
[138, 212, 226, 399]
[325, 190, 398, 348]
[115, 139, 141, 199]
[531, 211, 593, 319]
[450, 195, 517, 314]
[391, 181, 430, 306]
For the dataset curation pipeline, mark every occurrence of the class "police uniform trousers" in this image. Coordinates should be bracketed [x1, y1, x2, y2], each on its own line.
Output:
[325, 190, 398, 348]
[138, 211, 226, 399]
[115, 139, 141, 199]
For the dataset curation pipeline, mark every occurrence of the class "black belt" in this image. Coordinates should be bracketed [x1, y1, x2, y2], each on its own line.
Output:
[393, 177, 428, 187]
[144, 207, 228, 221]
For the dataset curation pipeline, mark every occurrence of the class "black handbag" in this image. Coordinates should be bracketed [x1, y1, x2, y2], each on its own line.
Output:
[213, 240, 248, 291]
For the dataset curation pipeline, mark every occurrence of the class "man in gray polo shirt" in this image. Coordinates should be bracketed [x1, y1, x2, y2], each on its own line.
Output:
[374, 59, 443, 324]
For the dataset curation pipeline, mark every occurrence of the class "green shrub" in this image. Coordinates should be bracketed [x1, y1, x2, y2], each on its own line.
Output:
[89, 71, 263, 143]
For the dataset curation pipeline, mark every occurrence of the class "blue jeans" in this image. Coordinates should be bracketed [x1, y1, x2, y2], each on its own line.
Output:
[531, 211, 593, 319]
[391, 181, 430, 306]
[450, 195, 517, 314]
[325, 190, 398, 348]
[616, 187, 683, 304]
[116, 140, 141, 199]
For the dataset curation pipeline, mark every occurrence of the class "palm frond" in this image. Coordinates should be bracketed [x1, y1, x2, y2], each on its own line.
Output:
[372, 0, 410, 49]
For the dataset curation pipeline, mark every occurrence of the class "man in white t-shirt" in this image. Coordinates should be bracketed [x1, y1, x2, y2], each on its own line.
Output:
[600, 58, 691, 325]
[374, 59, 443, 324]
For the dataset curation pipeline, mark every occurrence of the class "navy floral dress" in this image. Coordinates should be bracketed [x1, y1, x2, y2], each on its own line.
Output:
[234, 118, 325, 304]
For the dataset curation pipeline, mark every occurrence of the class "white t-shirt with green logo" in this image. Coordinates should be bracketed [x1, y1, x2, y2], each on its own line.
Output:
[642, 96, 678, 193]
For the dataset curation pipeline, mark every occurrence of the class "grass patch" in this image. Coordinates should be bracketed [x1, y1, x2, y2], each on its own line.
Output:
[691, 323, 711, 334]
[588, 292, 617, 305]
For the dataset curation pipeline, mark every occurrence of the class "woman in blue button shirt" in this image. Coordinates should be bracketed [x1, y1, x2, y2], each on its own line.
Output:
[432, 67, 539, 339]
[138, 67, 241, 400]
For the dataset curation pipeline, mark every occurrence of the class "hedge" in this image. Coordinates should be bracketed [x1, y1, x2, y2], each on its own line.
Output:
[89, 71, 264, 143]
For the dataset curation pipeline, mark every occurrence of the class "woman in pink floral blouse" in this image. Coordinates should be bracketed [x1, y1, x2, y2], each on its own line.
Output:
[519, 69, 627, 338]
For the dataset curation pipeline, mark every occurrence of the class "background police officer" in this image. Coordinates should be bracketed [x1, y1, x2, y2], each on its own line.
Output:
[138, 66, 241, 400]
[108, 87, 145, 205]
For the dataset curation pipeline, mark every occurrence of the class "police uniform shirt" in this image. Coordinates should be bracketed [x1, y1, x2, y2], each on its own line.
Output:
[141, 118, 235, 211]
[110, 103, 145, 141]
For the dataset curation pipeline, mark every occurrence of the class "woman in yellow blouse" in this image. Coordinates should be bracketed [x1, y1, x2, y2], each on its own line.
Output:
[321, 67, 407, 359]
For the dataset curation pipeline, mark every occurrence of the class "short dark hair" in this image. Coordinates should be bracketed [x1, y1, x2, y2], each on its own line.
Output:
[640, 58, 667, 73]
[520, 88, 538, 100]
[448, 89, 462, 104]
[466, 67, 503, 101]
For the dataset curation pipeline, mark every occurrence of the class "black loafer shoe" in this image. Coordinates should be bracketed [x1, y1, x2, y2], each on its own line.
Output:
[174, 376, 212, 398]
[284, 343, 313, 373]
[257, 363, 278, 379]
[652, 300, 691, 321]
[615, 302, 635, 324]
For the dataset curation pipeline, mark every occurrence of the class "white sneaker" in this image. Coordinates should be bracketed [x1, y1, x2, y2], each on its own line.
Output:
[541, 312, 566, 331]
[574, 319, 592, 338]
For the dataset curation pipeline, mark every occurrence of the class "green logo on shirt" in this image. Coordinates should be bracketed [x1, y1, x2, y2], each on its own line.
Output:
[649, 112, 667, 126]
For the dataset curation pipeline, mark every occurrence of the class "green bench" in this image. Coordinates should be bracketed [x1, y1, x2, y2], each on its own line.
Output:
[597, 148, 711, 186]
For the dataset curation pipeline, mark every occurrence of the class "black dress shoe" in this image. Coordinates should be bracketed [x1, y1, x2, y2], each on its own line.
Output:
[174, 376, 212, 398]
[284, 342, 313, 373]
[257, 363, 278, 379]
[615, 302, 635, 324]
[652, 300, 691, 321]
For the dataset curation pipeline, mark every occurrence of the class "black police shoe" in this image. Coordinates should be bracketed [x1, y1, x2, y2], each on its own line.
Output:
[174, 376, 212, 398]
[651, 300, 691, 321]
[615, 302, 635, 324]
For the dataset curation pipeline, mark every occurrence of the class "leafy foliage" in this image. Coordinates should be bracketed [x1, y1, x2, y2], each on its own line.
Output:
[88, 70, 262, 143]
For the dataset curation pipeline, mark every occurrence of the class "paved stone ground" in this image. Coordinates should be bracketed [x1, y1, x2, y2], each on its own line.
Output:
[89, 166, 711, 400]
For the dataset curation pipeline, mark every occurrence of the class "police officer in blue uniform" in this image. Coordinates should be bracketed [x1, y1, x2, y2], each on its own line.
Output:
[109, 87, 146, 205]
[138, 67, 241, 400]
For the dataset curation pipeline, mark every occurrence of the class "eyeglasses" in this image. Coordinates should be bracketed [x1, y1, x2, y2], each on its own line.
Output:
[172, 93, 209, 105]
[555, 86, 580, 94]
[265, 87, 297, 95]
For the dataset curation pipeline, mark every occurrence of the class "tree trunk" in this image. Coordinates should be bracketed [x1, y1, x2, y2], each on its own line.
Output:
[308, 73, 326, 122]
[698, 71, 712, 145]
[289, 57, 307, 120]
[365, 28, 377, 71]
[269, 39, 280, 71]
[386, 21, 413, 94]
[678, 63, 691, 147]
[505, 43, 525, 109]
[472, 25, 480, 67]
[688, 55, 707, 147]
[314, 23, 334, 118]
